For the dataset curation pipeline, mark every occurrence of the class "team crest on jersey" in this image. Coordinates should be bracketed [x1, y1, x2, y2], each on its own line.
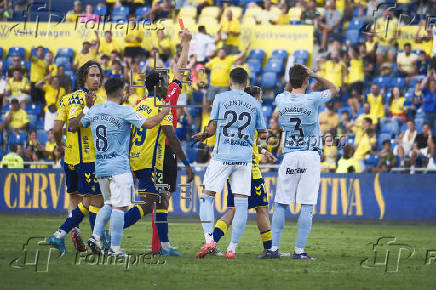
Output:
[166, 114, 173, 122]
[322, 91, 328, 98]
[135, 113, 142, 120]
[69, 106, 78, 116]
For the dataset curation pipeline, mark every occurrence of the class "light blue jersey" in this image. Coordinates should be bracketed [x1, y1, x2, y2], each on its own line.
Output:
[82, 101, 146, 178]
[275, 89, 331, 154]
[210, 89, 266, 162]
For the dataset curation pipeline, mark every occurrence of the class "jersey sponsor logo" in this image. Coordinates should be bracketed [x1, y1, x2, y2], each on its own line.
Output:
[223, 138, 250, 146]
[96, 152, 118, 160]
[136, 104, 152, 114]
[222, 161, 248, 166]
[285, 167, 307, 174]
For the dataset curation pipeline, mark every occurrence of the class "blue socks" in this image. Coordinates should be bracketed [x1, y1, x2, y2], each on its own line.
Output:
[199, 194, 215, 240]
[110, 209, 125, 248]
[271, 202, 287, 250]
[124, 206, 142, 229]
[156, 212, 169, 243]
[59, 203, 87, 235]
[227, 197, 248, 252]
[295, 204, 314, 253]
[93, 205, 112, 237]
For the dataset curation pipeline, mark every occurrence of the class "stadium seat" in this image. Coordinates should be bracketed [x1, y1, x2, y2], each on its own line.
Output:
[271, 49, 288, 61]
[222, 6, 243, 20]
[376, 133, 392, 149]
[415, 118, 425, 132]
[111, 6, 129, 22]
[198, 16, 218, 26]
[37, 119, 44, 130]
[55, 56, 71, 67]
[364, 154, 380, 170]
[264, 58, 284, 74]
[23, 60, 30, 72]
[7, 47, 26, 59]
[8, 133, 27, 145]
[246, 58, 262, 75]
[337, 106, 353, 117]
[389, 77, 405, 88]
[248, 49, 265, 62]
[179, 6, 197, 19]
[0, 47, 3, 59]
[37, 130, 49, 145]
[262, 105, 273, 121]
[28, 114, 38, 129]
[136, 6, 150, 19]
[2, 104, 10, 112]
[200, 6, 220, 19]
[289, 20, 302, 25]
[26, 104, 42, 116]
[372, 76, 391, 88]
[260, 71, 278, 89]
[345, 30, 360, 45]
[31, 47, 49, 58]
[94, 4, 107, 16]
[380, 121, 399, 136]
[55, 48, 74, 60]
[408, 75, 425, 88]
[293, 49, 309, 64]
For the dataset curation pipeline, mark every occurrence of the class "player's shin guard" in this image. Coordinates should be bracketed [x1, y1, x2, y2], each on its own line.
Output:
[123, 205, 143, 229]
[93, 205, 112, 238]
[228, 198, 248, 252]
[199, 194, 215, 241]
[260, 230, 272, 250]
[110, 209, 125, 249]
[59, 202, 89, 236]
[271, 202, 287, 251]
[295, 204, 314, 254]
[88, 205, 100, 232]
[213, 219, 228, 243]
[155, 210, 169, 244]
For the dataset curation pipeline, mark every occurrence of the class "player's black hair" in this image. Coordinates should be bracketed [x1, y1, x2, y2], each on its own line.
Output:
[244, 86, 261, 98]
[382, 140, 391, 146]
[10, 98, 19, 105]
[9, 144, 18, 153]
[76, 60, 104, 88]
[343, 144, 354, 159]
[289, 64, 309, 89]
[146, 69, 166, 94]
[198, 25, 206, 33]
[105, 77, 125, 98]
[230, 67, 248, 86]
[404, 42, 411, 48]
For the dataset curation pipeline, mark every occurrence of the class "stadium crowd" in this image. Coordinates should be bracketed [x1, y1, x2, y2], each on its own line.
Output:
[0, 0, 436, 174]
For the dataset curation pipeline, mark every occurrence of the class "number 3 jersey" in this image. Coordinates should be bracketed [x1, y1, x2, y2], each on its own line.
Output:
[130, 96, 173, 172]
[275, 89, 331, 154]
[210, 89, 266, 163]
[81, 100, 147, 178]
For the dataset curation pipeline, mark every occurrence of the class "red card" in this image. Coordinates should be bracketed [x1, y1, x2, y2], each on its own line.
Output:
[178, 18, 184, 30]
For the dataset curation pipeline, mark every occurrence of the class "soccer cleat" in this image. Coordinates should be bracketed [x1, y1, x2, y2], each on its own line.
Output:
[71, 228, 87, 253]
[225, 250, 236, 259]
[257, 249, 280, 259]
[49, 235, 66, 255]
[213, 247, 225, 257]
[87, 235, 103, 255]
[292, 252, 317, 260]
[108, 248, 129, 258]
[195, 240, 216, 258]
[161, 247, 182, 257]
[101, 230, 111, 254]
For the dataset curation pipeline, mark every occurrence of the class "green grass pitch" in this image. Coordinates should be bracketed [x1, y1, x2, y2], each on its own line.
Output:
[1, 214, 436, 290]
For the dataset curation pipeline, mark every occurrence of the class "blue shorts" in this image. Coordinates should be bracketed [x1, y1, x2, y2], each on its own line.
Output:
[64, 162, 78, 194]
[75, 162, 101, 196]
[134, 168, 164, 195]
[227, 178, 268, 209]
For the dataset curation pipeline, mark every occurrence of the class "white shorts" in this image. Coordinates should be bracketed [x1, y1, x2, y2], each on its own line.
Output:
[275, 151, 321, 205]
[98, 172, 134, 207]
[203, 159, 252, 196]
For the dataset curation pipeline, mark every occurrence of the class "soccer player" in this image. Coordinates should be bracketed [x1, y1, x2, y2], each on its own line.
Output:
[210, 86, 277, 257]
[123, 30, 194, 256]
[78, 77, 171, 256]
[263, 64, 339, 259]
[49, 61, 105, 254]
[193, 68, 268, 259]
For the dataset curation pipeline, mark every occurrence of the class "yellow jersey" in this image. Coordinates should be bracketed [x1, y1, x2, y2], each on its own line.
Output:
[7, 78, 30, 96]
[30, 57, 48, 83]
[205, 55, 238, 87]
[323, 60, 344, 88]
[201, 111, 216, 146]
[75, 49, 98, 68]
[354, 134, 376, 160]
[336, 157, 361, 173]
[100, 38, 121, 56]
[367, 93, 385, 119]
[43, 84, 66, 111]
[252, 130, 262, 180]
[390, 97, 405, 115]
[130, 96, 173, 171]
[6, 109, 29, 129]
[220, 18, 241, 47]
[347, 59, 364, 84]
[124, 29, 143, 48]
[374, 17, 398, 46]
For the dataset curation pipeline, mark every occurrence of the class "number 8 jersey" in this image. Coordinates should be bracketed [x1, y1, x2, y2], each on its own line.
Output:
[210, 89, 266, 163]
[275, 89, 331, 154]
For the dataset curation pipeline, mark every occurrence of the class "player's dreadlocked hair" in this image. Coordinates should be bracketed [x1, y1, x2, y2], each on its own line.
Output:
[76, 60, 104, 88]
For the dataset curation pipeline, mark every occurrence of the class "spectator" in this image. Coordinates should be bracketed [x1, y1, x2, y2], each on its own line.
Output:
[322, 131, 338, 172]
[266, 117, 282, 156]
[416, 51, 429, 76]
[5, 69, 31, 105]
[45, 51, 57, 77]
[301, 0, 320, 25]
[154, 30, 171, 62]
[410, 122, 435, 173]
[420, 70, 436, 135]
[388, 87, 406, 122]
[123, 15, 143, 61]
[319, 51, 346, 90]
[337, 110, 352, 136]
[372, 140, 396, 173]
[73, 33, 100, 70]
[30, 151, 48, 169]
[358, 42, 376, 82]
[100, 54, 111, 76]
[0, 64, 7, 102]
[57, 65, 73, 94]
[351, 112, 374, 145]
[79, 4, 99, 23]
[411, 81, 424, 114]
[52, 146, 63, 169]
[66, 0, 82, 23]
[366, 83, 385, 121]
[319, 101, 340, 134]
[36, 75, 66, 112]
[205, 45, 249, 102]
[44, 104, 57, 132]
[346, 46, 364, 95]
[394, 119, 417, 167]
[1, 98, 29, 134]
[347, 87, 361, 118]
[146, 0, 171, 21]
[277, 3, 290, 25]
[0, 144, 24, 168]
[30, 46, 48, 104]
[318, 1, 342, 53]
[7, 54, 28, 78]
[336, 144, 361, 173]
[25, 130, 44, 161]
[125, 85, 141, 107]
[44, 128, 56, 160]
[397, 43, 418, 82]
[256, 0, 279, 25]
[354, 126, 376, 171]
[189, 25, 216, 64]
[218, 9, 242, 54]
[373, 9, 399, 68]
[100, 31, 121, 56]
[107, 59, 123, 79]
[415, 19, 433, 59]
[125, 58, 145, 97]
[146, 48, 165, 70]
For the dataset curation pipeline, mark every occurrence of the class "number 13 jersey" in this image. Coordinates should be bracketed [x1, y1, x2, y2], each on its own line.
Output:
[210, 89, 266, 163]
[275, 90, 331, 154]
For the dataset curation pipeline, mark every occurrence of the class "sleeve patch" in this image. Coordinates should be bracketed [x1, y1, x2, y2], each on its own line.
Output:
[69, 106, 78, 116]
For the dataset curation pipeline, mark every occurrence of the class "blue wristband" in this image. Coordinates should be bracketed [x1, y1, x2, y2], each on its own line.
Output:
[182, 159, 190, 167]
